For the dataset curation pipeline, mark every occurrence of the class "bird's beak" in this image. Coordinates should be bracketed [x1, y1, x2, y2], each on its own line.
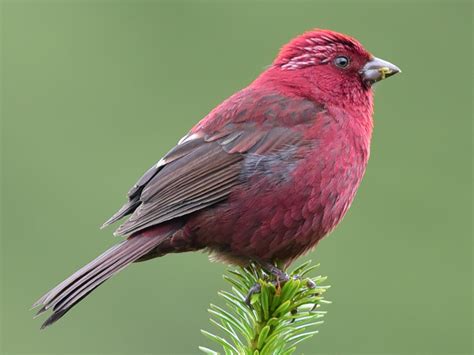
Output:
[361, 56, 401, 86]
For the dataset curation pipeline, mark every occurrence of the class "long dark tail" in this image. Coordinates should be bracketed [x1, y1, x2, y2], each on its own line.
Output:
[32, 233, 168, 329]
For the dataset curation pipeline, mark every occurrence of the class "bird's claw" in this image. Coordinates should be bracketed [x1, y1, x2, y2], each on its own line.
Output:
[306, 278, 316, 289]
[244, 283, 262, 306]
[245, 272, 288, 307]
[289, 274, 316, 288]
[244, 261, 317, 308]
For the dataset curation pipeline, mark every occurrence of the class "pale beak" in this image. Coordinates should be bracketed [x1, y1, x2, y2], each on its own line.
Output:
[361, 56, 401, 86]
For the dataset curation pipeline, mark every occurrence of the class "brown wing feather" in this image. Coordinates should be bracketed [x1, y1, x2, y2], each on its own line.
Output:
[101, 137, 208, 229]
[106, 127, 302, 237]
[114, 141, 243, 236]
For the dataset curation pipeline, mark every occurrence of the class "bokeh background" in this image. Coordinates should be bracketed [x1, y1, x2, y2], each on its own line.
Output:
[1, 1, 472, 354]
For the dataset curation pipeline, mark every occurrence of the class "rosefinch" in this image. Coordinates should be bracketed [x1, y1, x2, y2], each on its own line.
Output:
[33, 29, 400, 328]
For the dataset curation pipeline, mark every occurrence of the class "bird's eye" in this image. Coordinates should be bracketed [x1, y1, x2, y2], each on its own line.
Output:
[334, 56, 350, 68]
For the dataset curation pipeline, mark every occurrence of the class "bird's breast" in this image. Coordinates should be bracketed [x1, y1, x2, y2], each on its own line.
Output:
[298, 113, 371, 235]
[190, 113, 372, 263]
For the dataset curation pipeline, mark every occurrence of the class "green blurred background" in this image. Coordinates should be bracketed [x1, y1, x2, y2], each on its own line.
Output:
[1, 0, 472, 354]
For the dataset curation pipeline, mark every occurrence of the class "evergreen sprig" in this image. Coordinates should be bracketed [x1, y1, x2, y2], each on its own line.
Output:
[200, 261, 330, 354]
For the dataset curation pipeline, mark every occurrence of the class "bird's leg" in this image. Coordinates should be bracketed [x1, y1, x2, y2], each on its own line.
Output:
[244, 260, 289, 306]
[243, 260, 318, 306]
[259, 261, 290, 285]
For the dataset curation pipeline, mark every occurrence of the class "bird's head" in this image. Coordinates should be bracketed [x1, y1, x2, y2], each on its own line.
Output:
[264, 29, 400, 106]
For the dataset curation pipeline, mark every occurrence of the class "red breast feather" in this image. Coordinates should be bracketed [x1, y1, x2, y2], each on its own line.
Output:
[187, 91, 372, 264]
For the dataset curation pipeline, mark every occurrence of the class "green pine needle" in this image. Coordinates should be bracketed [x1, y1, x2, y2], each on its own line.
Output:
[200, 261, 330, 354]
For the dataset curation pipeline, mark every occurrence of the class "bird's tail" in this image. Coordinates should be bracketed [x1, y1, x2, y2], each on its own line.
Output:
[32, 232, 169, 329]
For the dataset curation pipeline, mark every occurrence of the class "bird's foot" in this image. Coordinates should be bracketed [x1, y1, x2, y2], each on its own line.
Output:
[244, 283, 262, 306]
[244, 261, 289, 306]
[243, 261, 317, 307]
[244, 277, 290, 306]
[292, 275, 316, 289]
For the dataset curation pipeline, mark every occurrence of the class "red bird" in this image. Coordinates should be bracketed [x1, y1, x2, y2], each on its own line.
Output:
[33, 29, 400, 328]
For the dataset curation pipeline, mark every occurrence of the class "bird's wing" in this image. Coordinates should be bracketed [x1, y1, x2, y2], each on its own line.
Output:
[103, 126, 303, 237]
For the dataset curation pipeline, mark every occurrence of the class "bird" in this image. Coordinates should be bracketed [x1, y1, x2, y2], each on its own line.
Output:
[32, 29, 400, 328]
